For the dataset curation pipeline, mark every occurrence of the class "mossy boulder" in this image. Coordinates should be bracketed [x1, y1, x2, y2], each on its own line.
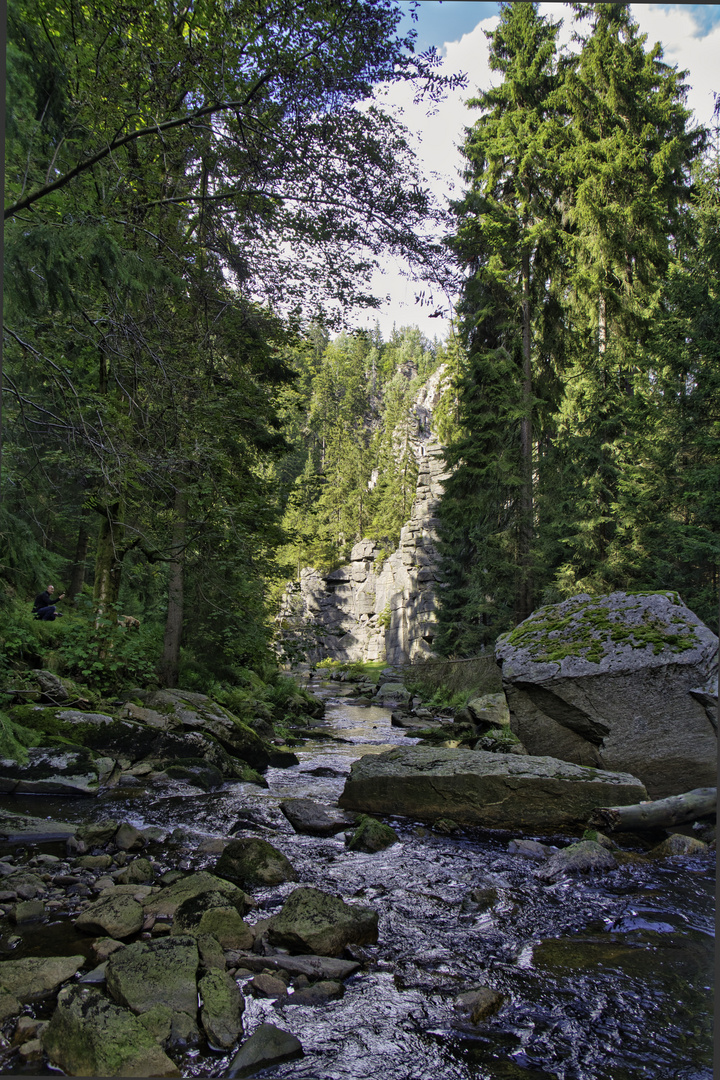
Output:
[142, 871, 250, 919]
[346, 815, 398, 853]
[213, 838, 298, 889]
[198, 969, 245, 1049]
[496, 591, 718, 798]
[42, 985, 179, 1077]
[105, 935, 199, 1016]
[171, 891, 253, 949]
[75, 894, 145, 939]
[267, 886, 378, 957]
[161, 760, 224, 790]
[0, 955, 85, 1002]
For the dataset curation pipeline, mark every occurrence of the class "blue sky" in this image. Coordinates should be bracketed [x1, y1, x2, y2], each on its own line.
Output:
[399, 1, 720, 54]
[363, 2, 720, 337]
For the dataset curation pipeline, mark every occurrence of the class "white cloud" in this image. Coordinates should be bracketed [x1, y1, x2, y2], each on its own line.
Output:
[356, 4, 717, 342]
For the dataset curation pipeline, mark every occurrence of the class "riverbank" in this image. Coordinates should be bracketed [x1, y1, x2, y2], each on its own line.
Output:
[0, 679, 714, 1078]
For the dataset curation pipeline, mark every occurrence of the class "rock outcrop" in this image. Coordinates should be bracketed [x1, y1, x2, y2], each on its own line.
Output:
[338, 746, 648, 830]
[495, 591, 718, 799]
[279, 366, 452, 665]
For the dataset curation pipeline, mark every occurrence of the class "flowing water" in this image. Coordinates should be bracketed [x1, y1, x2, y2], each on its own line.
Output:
[0, 683, 714, 1079]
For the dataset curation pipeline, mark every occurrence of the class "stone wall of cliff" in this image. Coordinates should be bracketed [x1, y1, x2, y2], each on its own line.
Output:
[278, 365, 451, 665]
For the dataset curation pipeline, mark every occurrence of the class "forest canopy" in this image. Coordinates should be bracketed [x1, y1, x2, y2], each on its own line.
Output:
[2, 0, 718, 692]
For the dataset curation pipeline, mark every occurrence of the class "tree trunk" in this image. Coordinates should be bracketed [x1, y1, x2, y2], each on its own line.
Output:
[67, 522, 90, 602]
[588, 787, 716, 832]
[518, 246, 534, 623]
[92, 501, 124, 617]
[159, 489, 187, 688]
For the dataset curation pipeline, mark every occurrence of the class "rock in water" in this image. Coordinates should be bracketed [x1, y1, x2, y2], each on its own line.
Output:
[213, 837, 298, 887]
[495, 591, 717, 798]
[338, 747, 647, 830]
[42, 985, 179, 1077]
[226, 1023, 303, 1078]
[105, 935, 199, 1016]
[268, 887, 378, 957]
[0, 955, 85, 1002]
[279, 798, 354, 837]
[198, 970, 245, 1049]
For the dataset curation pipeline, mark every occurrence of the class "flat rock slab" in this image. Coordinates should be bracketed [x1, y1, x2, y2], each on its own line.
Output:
[279, 798, 355, 837]
[224, 951, 360, 981]
[0, 955, 85, 1002]
[0, 810, 77, 843]
[42, 984, 179, 1077]
[495, 591, 718, 798]
[226, 1022, 303, 1078]
[0, 747, 99, 796]
[338, 747, 647, 830]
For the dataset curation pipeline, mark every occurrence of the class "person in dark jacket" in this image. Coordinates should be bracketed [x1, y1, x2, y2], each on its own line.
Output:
[32, 585, 65, 620]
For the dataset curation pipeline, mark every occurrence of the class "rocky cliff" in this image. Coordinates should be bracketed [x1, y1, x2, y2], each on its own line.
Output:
[278, 365, 451, 665]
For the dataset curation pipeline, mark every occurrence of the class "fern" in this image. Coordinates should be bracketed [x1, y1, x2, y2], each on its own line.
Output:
[0, 709, 42, 764]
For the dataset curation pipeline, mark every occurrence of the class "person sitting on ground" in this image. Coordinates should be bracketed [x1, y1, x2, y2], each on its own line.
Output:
[32, 584, 65, 621]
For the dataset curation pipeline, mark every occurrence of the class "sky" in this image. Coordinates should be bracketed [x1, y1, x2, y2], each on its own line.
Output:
[357, 2, 720, 342]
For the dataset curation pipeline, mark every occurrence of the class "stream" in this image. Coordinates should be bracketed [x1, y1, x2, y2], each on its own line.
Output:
[0, 680, 714, 1079]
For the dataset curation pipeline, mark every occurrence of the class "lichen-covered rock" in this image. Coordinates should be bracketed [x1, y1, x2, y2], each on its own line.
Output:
[466, 693, 511, 728]
[105, 935, 199, 1016]
[32, 670, 70, 702]
[0, 955, 85, 1002]
[142, 871, 250, 919]
[268, 887, 378, 957]
[346, 815, 398, 853]
[648, 833, 709, 859]
[339, 746, 647, 830]
[42, 985, 179, 1077]
[0, 747, 99, 796]
[198, 969, 245, 1049]
[496, 591, 718, 798]
[0, 809, 77, 843]
[75, 893, 144, 939]
[536, 840, 619, 882]
[213, 837, 298, 888]
[172, 892, 253, 949]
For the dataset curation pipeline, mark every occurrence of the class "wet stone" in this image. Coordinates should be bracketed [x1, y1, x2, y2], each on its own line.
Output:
[285, 979, 344, 1006]
[249, 972, 288, 998]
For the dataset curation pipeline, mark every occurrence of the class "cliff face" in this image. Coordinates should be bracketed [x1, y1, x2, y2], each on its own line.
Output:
[279, 366, 451, 665]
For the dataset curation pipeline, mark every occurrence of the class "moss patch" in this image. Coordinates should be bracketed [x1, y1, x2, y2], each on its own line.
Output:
[502, 593, 699, 666]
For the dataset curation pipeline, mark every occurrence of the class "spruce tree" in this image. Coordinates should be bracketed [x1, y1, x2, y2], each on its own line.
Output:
[437, 1, 564, 652]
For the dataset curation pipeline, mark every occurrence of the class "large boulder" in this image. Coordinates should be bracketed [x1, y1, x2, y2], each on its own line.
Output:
[75, 893, 145, 939]
[42, 984, 179, 1077]
[279, 798, 355, 837]
[105, 935, 199, 1016]
[213, 838, 298, 888]
[0, 955, 85, 1002]
[198, 970, 245, 1049]
[268, 887, 378, 957]
[0, 747, 99, 796]
[142, 871, 250, 919]
[495, 591, 718, 798]
[338, 746, 647, 830]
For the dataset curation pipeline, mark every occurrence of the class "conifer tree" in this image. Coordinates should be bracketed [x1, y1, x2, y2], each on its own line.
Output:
[436, 1, 564, 652]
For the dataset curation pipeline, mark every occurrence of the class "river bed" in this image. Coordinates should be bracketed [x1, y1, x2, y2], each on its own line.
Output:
[0, 684, 714, 1079]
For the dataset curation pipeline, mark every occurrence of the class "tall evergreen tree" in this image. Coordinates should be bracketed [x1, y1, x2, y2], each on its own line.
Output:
[436, 1, 564, 653]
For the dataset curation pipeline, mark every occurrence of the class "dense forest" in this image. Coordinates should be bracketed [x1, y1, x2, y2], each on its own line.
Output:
[2, 0, 718, 697]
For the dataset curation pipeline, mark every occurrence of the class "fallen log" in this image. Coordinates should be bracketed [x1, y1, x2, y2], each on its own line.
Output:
[588, 787, 716, 832]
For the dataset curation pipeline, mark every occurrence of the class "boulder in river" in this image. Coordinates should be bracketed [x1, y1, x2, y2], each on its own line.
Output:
[268, 886, 378, 957]
[338, 746, 647, 830]
[226, 1022, 303, 1078]
[143, 870, 251, 919]
[0, 746, 99, 796]
[346, 815, 399, 853]
[0, 955, 85, 1002]
[105, 934, 199, 1016]
[198, 969, 245, 1049]
[75, 893, 145, 939]
[0, 809, 77, 844]
[495, 591, 718, 798]
[42, 984, 179, 1077]
[279, 798, 355, 837]
[536, 840, 619, 882]
[213, 837, 298, 888]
